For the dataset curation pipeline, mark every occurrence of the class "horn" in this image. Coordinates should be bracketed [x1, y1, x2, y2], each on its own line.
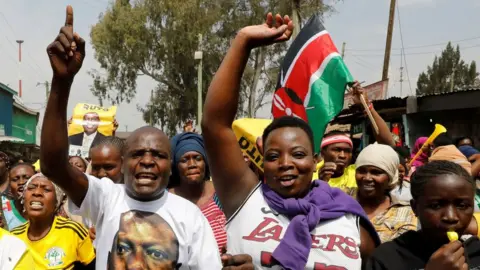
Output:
[409, 124, 447, 166]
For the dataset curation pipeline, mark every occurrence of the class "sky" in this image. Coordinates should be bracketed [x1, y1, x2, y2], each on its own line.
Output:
[0, 0, 479, 143]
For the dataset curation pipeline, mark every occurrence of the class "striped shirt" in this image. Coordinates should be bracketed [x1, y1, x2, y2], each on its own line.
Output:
[201, 194, 227, 253]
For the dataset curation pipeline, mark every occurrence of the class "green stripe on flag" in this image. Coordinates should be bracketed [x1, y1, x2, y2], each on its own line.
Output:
[306, 55, 354, 153]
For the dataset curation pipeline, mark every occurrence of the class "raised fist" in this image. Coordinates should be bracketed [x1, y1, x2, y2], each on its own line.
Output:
[238, 13, 294, 49]
[46, 5, 86, 80]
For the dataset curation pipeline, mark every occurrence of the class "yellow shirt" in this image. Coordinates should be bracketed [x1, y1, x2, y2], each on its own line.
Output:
[11, 216, 95, 269]
[314, 161, 357, 196]
[0, 228, 35, 269]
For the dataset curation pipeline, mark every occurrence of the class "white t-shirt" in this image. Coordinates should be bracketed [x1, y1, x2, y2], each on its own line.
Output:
[69, 175, 222, 269]
[226, 184, 362, 269]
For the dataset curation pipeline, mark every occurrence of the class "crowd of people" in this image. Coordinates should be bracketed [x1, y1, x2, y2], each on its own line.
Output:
[1, 5, 480, 270]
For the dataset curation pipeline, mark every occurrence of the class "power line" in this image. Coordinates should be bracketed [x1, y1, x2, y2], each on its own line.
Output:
[0, 12, 46, 79]
[347, 36, 480, 52]
[349, 54, 379, 71]
[0, 42, 19, 65]
[351, 44, 480, 57]
[396, 0, 412, 95]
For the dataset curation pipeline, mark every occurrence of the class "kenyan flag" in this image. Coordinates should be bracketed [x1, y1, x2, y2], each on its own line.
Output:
[272, 14, 353, 153]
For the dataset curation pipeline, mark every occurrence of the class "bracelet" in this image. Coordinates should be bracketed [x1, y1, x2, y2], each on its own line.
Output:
[363, 103, 373, 114]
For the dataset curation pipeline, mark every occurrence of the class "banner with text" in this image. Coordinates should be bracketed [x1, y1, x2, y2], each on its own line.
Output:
[232, 118, 272, 172]
[343, 79, 388, 108]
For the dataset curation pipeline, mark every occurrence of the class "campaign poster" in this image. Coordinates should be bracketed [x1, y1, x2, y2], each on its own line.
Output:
[68, 103, 117, 158]
[232, 118, 271, 172]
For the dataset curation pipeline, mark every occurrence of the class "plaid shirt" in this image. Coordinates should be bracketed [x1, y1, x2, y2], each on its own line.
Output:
[370, 196, 418, 243]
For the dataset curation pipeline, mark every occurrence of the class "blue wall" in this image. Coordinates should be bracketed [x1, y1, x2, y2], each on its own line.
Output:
[0, 90, 13, 136]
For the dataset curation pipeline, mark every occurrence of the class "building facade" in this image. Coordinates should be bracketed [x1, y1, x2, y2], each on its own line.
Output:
[0, 82, 16, 137]
[12, 96, 39, 144]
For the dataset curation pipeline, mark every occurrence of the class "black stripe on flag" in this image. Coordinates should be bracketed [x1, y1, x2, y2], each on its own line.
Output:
[277, 13, 327, 89]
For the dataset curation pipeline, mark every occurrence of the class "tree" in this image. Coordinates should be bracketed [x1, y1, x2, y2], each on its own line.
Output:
[416, 42, 479, 95]
[90, 0, 336, 135]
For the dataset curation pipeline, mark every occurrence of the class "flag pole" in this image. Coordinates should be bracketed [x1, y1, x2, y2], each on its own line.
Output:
[360, 94, 379, 135]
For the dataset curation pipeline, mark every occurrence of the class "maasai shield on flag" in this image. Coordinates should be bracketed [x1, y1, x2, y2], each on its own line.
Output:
[272, 14, 354, 153]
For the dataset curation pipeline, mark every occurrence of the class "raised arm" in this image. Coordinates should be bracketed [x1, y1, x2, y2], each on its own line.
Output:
[41, 5, 88, 207]
[202, 13, 293, 218]
[351, 83, 395, 147]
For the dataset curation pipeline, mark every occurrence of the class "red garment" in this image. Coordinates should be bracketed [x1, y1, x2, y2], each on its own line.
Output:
[201, 197, 227, 253]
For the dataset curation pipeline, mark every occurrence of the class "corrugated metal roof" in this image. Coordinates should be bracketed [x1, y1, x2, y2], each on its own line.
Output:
[13, 96, 38, 116]
[417, 85, 480, 97]
[0, 82, 17, 96]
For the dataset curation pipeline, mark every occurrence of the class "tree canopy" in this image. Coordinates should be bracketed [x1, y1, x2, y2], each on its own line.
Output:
[416, 42, 478, 95]
[90, 0, 335, 135]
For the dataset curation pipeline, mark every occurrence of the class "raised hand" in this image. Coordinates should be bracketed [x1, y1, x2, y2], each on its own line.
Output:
[319, 162, 337, 182]
[350, 81, 368, 105]
[47, 5, 86, 80]
[238, 13, 294, 49]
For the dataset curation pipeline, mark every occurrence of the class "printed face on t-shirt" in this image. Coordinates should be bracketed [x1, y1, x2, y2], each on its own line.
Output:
[82, 112, 100, 135]
[108, 210, 180, 270]
[123, 128, 171, 201]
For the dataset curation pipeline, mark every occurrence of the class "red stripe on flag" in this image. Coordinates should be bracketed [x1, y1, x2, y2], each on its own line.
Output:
[283, 33, 339, 102]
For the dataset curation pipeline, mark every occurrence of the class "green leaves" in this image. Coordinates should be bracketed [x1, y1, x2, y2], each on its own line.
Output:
[416, 42, 478, 95]
[89, 0, 336, 135]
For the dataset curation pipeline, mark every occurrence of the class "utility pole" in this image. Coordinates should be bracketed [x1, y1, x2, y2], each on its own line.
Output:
[399, 66, 404, 97]
[341, 42, 346, 59]
[399, 48, 404, 96]
[36, 81, 50, 102]
[16, 40, 24, 98]
[382, 0, 396, 81]
[194, 34, 203, 133]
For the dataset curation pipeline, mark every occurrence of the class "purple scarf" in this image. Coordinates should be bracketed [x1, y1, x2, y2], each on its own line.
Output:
[261, 180, 379, 270]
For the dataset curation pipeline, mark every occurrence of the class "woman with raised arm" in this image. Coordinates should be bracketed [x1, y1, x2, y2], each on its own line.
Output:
[202, 13, 379, 269]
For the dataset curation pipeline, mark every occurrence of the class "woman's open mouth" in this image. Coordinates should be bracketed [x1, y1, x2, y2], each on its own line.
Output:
[278, 175, 298, 187]
[29, 201, 44, 210]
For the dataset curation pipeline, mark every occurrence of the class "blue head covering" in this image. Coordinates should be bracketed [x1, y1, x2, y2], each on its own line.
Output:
[169, 132, 209, 187]
[459, 145, 479, 159]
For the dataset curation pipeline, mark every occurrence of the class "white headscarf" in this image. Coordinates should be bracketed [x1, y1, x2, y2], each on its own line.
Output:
[22, 173, 66, 211]
[355, 144, 400, 189]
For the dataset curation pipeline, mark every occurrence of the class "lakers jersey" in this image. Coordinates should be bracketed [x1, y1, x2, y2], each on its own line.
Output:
[226, 184, 362, 269]
[11, 216, 95, 269]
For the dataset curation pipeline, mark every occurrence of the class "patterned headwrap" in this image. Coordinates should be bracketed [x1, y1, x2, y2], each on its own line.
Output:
[22, 173, 66, 211]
